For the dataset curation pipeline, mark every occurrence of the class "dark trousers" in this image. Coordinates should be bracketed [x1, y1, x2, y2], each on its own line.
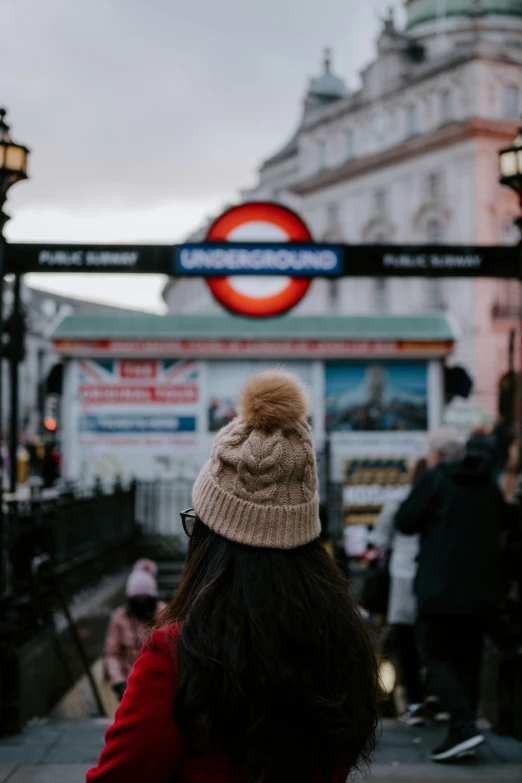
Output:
[418, 614, 484, 734]
[393, 624, 423, 706]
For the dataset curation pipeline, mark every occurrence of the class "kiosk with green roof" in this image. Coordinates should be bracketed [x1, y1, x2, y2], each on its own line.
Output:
[53, 312, 456, 541]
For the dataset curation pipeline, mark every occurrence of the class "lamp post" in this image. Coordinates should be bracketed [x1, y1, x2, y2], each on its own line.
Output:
[499, 129, 522, 467]
[498, 127, 522, 741]
[0, 109, 29, 595]
[499, 128, 522, 231]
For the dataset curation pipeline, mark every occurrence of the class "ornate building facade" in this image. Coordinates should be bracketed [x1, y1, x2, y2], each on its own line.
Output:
[164, 0, 522, 420]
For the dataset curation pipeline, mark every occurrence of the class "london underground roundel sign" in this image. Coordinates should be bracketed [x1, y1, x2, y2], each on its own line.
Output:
[205, 202, 313, 317]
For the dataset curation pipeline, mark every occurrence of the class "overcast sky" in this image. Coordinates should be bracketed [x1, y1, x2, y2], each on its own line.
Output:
[3, 0, 404, 312]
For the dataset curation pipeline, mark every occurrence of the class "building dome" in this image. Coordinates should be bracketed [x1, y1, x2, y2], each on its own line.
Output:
[309, 49, 347, 101]
[406, 0, 522, 29]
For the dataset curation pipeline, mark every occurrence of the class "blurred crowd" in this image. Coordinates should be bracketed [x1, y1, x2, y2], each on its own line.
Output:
[1, 436, 61, 488]
[360, 423, 519, 761]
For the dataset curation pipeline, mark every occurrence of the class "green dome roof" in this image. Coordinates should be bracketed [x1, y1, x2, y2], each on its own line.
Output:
[406, 0, 522, 29]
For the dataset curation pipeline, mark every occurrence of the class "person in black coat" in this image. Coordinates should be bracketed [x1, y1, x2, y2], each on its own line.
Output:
[395, 427, 513, 762]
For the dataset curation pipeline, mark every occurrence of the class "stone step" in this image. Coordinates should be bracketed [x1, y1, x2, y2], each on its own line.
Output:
[156, 560, 185, 600]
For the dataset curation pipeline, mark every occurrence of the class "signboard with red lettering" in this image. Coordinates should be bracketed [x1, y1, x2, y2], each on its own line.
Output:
[71, 358, 202, 481]
[55, 338, 453, 359]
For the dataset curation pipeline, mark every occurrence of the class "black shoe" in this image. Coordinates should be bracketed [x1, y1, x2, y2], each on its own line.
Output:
[430, 730, 485, 762]
[398, 704, 425, 727]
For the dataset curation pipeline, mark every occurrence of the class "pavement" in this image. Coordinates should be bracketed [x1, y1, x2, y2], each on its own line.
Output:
[0, 717, 521, 782]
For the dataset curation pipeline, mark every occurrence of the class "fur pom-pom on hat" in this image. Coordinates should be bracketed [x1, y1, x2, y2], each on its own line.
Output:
[238, 370, 310, 432]
[192, 369, 320, 549]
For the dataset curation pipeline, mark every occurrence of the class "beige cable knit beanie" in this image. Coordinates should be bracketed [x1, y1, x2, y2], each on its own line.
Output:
[192, 370, 320, 549]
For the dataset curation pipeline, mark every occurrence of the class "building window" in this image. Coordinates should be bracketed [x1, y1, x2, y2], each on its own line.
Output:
[426, 218, 444, 309]
[329, 280, 339, 311]
[374, 233, 389, 312]
[326, 203, 339, 234]
[504, 85, 520, 118]
[492, 280, 521, 319]
[428, 173, 441, 201]
[374, 278, 389, 312]
[406, 103, 419, 137]
[441, 90, 453, 123]
[372, 111, 387, 142]
[317, 140, 327, 170]
[374, 190, 387, 217]
[427, 219, 443, 244]
[346, 129, 356, 159]
[427, 279, 445, 310]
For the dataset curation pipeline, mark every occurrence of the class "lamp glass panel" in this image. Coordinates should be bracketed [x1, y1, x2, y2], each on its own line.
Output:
[500, 150, 518, 178]
[0, 144, 5, 168]
[4, 145, 26, 172]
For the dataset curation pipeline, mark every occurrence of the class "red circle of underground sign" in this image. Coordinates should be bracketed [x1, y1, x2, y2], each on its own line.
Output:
[205, 202, 313, 317]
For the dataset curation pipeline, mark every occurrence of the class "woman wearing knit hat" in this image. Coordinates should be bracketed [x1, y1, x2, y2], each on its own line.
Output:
[88, 371, 379, 783]
[103, 560, 166, 701]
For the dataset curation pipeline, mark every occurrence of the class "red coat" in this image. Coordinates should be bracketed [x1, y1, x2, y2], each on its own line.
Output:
[87, 625, 351, 783]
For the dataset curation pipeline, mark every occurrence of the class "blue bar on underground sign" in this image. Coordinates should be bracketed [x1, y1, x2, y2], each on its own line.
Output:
[175, 244, 342, 276]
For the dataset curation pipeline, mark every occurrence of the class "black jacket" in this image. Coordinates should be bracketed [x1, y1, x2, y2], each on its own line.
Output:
[395, 453, 512, 616]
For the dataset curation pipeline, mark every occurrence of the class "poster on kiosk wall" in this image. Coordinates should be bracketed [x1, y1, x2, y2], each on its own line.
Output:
[70, 358, 204, 483]
[325, 360, 428, 557]
[67, 357, 317, 484]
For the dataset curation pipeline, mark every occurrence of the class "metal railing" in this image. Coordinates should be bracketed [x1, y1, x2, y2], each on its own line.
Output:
[2, 480, 136, 607]
[135, 478, 193, 545]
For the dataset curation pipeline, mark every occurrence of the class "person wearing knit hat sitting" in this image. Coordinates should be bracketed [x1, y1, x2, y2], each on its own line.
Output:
[103, 559, 166, 700]
[88, 371, 379, 783]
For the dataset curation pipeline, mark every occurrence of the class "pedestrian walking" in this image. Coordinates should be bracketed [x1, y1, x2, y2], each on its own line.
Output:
[104, 559, 166, 701]
[88, 370, 379, 783]
[395, 427, 511, 762]
[372, 458, 427, 726]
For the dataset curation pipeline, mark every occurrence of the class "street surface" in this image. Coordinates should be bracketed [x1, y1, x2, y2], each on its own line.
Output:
[0, 717, 521, 782]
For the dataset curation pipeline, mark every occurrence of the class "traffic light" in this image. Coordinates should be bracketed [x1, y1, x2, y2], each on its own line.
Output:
[44, 417, 57, 433]
[444, 365, 473, 404]
[2, 310, 26, 363]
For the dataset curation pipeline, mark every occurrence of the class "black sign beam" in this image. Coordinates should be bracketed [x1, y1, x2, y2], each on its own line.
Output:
[339, 243, 520, 279]
[4, 241, 520, 278]
[4, 243, 173, 275]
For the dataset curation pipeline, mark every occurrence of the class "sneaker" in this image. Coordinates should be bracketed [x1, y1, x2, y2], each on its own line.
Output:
[458, 749, 477, 760]
[399, 704, 425, 727]
[434, 710, 451, 723]
[430, 731, 485, 762]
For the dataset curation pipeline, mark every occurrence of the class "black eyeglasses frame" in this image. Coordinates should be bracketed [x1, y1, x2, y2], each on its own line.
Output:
[180, 508, 197, 537]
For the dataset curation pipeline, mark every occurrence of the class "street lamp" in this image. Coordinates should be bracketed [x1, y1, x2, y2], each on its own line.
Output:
[499, 127, 522, 496]
[499, 128, 522, 230]
[0, 109, 29, 596]
[0, 108, 30, 231]
[498, 128, 522, 739]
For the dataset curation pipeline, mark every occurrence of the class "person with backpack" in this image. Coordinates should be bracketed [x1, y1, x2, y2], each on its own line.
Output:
[396, 427, 511, 762]
[88, 370, 379, 783]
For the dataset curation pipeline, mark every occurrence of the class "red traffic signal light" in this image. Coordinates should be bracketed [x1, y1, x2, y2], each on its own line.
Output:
[44, 417, 57, 432]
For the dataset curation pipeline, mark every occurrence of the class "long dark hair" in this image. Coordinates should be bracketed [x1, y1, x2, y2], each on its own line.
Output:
[158, 518, 379, 782]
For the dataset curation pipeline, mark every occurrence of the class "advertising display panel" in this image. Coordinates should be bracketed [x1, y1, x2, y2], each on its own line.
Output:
[206, 361, 314, 432]
[325, 361, 428, 433]
[324, 360, 429, 555]
[71, 358, 203, 482]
